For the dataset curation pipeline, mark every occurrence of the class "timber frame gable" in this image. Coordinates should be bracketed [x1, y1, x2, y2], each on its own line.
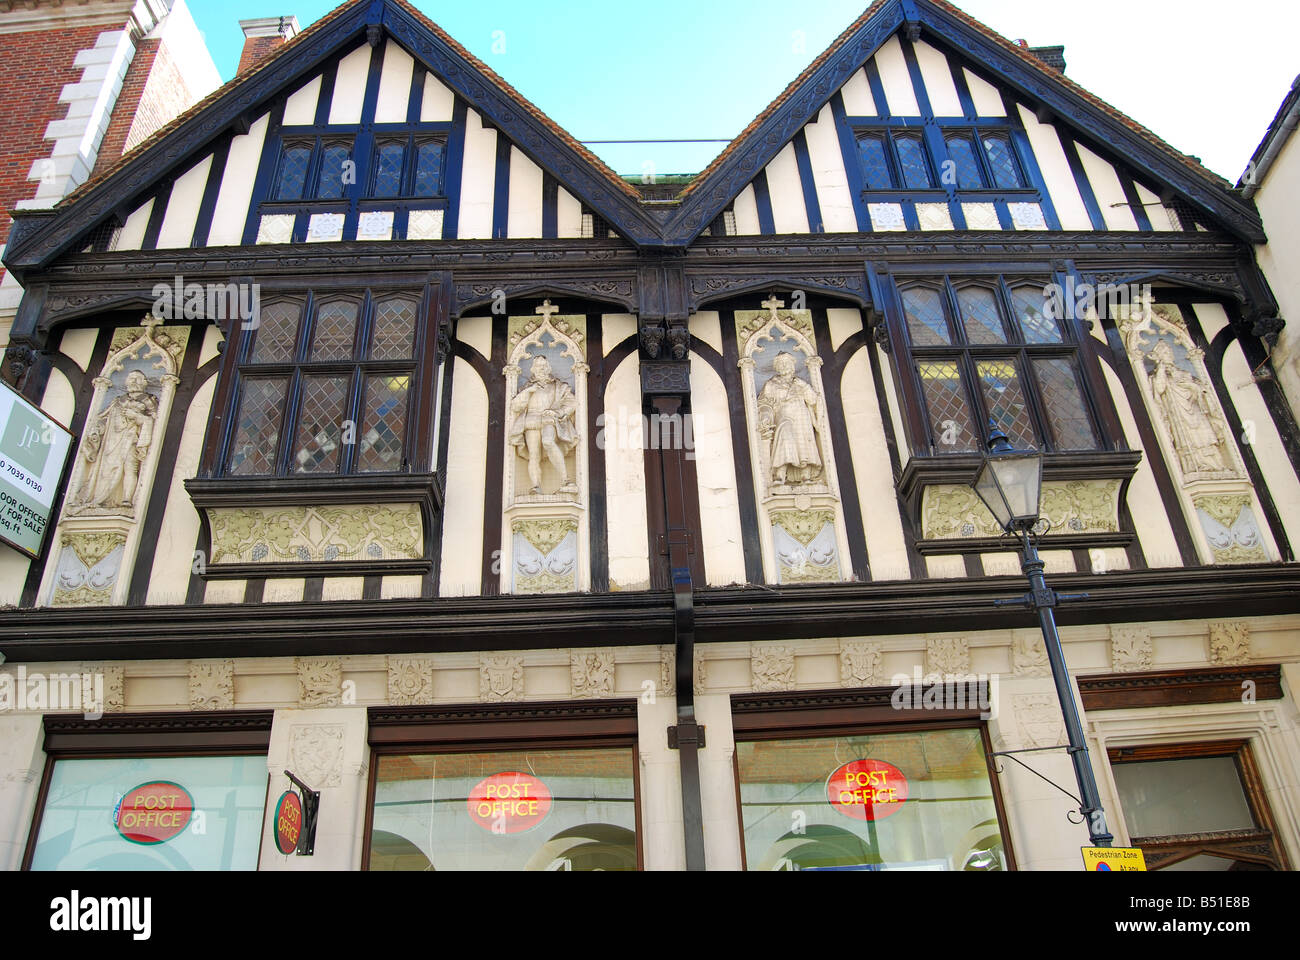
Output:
[668, 0, 1267, 246]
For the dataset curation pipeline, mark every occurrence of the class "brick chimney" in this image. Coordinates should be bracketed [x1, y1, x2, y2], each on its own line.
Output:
[237, 16, 300, 77]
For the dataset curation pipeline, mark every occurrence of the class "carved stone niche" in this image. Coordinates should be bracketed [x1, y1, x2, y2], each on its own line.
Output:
[736, 296, 850, 584]
[41, 318, 188, 607]
[1115, 302, 1274, 565]
[500, 301, 589, 593]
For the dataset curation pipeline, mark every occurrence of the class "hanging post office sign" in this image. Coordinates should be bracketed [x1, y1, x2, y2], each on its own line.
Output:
[0, 382, 73, 558]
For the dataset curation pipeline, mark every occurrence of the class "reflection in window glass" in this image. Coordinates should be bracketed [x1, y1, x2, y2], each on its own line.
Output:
[945, 136, 984, 189]
[1113, 756, 1256, 839]
[902, 288, 949, 345]
[957, 287, 1006, 344]
[982, 136, 1022, 189]
[858, 136, 892, 190]
[30, 756, 266, 871]
[275, 144, 311, 201]
[293, 375, 349, 473]
[977, 359, 1036, 449]
[311, 301, 359, 361]
[317, 143, 352, 200]
[918, 360, 977, 452]
[357, 374, 409, 472]
[249, 302, 302, 363]
[737, 729, 1006, 870]
[1033, 358, 1098, 450]
[896, 137, 932, 189]
[413, 142, 444, 198]
[1011, 285, 1063, 343]
[229, 377, 287, 476]
[370, 298, 417, 360]
[369, 748, 638, 870]
[373, 141, 406, 198]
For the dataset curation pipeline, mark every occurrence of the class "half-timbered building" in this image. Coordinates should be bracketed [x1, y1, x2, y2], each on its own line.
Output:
[2, 0, 1297, 872]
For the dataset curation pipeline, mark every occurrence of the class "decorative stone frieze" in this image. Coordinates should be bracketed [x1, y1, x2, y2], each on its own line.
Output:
[926, 637, 970, 679]
[1110, 625, 1153, 672]
[751, 644, 796, 691]
[839, 640, 882, 687]
[188, 660, 234, 711]
[921, 479, 1121, 540]
[209, 503, 423, 564]
[1012, 633, 1050, 678]
[479, 654, 524, 702]
[387, 657, 434, 705]
[296, 657, 342, 708]
[570, 648, 615, 699]
[1208, 621, 1251, 665]
[288, 724, 345, 788]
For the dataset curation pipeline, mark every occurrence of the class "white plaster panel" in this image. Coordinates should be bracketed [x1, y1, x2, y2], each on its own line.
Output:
[1016, 104, 1091, 231]
[114, 198, 154, 251]
[913, 40, 962, 116]
[981, 552, 1020, 576]
[695, 693, 744, 870]
[205, 579, 246, 604]
[691, 353, 747, 586]
[1134, 183, 1176, 231]
[878, 343, 910, 467]
[764, 142, 810, 234]
[604, 355, 650, 592]
[40, 367, 75, 426]
[826, 307, 861, 354]
[207, 114, 269, 247]
[381, 575, 423, 599]
[199, 325, 223, 367]
[1076, 142, 1138, 231]
[842, 348, 909, 580]
[557, 187, 583, 238]
[439, 357, 488, 596]
[602, 314, 638, 356]
[839, 67, 876, 116]
[264, 579, 306, 603]
[282, 76, 322, 126]
[804, 104, 857, 232]
[156, 154, 213, 249]
[688, 312, 722, 356]
[457, 110, 497, 240]
[0, 546, 29, 606]
[374, 41, 415, 124]
[636, 696, 685, 869]
[925, 554, 966, 579]
[322, 577, 365, 601]
[873, 36, 920, 116]
[963, 67, 1006, 116]
[733, 184, 761, 235]
[456, 314, 492, 362]
[421, 72, 456, 122]
[328, 44, 373, 125]
[0, 715, 45, 870]
[507, 146, 544, 239]
[58, 327, 97, 374]
[146, 375, 215, 605]
[1101, 364, 1182, 567]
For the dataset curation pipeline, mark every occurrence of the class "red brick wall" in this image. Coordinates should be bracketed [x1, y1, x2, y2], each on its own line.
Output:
[92, 36, 156, 178]
[237, 35, 287, 77]
[0, 23, 109, 251]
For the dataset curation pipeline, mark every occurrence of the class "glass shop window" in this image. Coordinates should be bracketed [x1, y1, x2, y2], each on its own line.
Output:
[368, 746, 639, 871]
[736, 728, 1008, 871]
[28, 755, 268, 871]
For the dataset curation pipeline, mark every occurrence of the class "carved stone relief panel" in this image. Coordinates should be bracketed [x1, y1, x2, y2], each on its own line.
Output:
[208, 503, 422, 565]
[479, 654, 524, 702]
[296, 657, 342, 708]
[735, 296, 849, 584]
[501, 301, 589, 593]
[1110, 625, 1153, 672]
[1193, 495, 1269, 564]
[571, 648, 615, 699]
[42, 318, 189, 607]
[839, 640, 882, 687]
[751, 644, 796, 691]
[1013, 693, 1065, 748]
[387, 656, 434, 705]
[926, 637, 970, 680]
[1208, 620, 1251, 665]
[188, 660, 235, 711]
[922, 479, 1121, 540]
[1012, 633, 1050, 678]
[289, 724, 345, 789]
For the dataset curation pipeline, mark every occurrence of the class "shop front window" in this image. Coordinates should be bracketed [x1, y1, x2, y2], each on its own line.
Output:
[368, 746, 639, 871]
[28, 755, 267, 871]
[736, 727, 1007, 871]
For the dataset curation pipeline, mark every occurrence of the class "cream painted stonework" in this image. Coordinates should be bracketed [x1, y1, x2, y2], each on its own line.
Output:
[571, 648, 615, 699]
[922, 479, 1121, 540]
[289, 724, 345, 789]
[839, 640, 882, 687]
[1193, 494, 1269, 564]
[188, 660, 234, 711]
[751, 645, 795, 691]
[480, 654, 524, 701]
[1110, 625, 1153, 672]
[387, 657, 434, 705]
[209, 503, 423, 564]
[1012, 633, 1050, 678]
[297, 658, 342, 708]
[1208, 620, 1251, 665]
[926, 637, 970, 679]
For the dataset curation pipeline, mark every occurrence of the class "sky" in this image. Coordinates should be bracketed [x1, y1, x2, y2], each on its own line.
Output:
[188, 0, 1300, 180]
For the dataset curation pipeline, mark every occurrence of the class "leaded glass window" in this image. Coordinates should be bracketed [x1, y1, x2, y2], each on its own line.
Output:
[896, 136, 932, 189]
[373, 141, 406, 198]
[982, 135, 1023, 189]
[858, 136, 892, 190]
[413, 141, 444, 198]
[224, 290, 423, 476]
[945, 136, 984, 189]
[275, 144, 312, 201]
[896, 277, 1102, 455]
[316, 143, 352, 200]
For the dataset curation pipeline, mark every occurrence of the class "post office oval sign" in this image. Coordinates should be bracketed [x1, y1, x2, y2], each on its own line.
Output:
[466, 772, 553, 834]
[114, 780, 194, 844]
[826, 759, 909, 821]
[274, 790, 303, 855]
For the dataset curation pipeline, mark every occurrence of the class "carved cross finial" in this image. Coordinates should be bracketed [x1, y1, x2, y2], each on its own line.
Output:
[535, 300, 560, 323]
[140, 315, 164, 329]
[761, 295, 785, 321]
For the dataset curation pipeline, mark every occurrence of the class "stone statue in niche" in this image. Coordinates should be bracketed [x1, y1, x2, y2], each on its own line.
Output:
[509, 355, 580, 495]
[1148, 339, 1233, 476]
[758, 352, 825, 488]
[69, 370, 158, 514]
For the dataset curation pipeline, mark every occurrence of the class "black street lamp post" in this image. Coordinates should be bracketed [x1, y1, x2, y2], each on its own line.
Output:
[972, 425, 1114, 848]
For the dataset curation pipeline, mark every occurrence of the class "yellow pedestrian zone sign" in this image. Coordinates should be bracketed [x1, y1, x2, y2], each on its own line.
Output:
[1082, 847, 1147, 871]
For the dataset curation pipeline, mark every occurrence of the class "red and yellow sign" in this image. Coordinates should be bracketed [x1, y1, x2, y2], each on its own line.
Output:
[114, 780, 194, 844]
[827, 759, 909, 821]
[466, 772, 553, 834]
[1082, 846, 1147, 871]
[275, 790, 303, 855]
